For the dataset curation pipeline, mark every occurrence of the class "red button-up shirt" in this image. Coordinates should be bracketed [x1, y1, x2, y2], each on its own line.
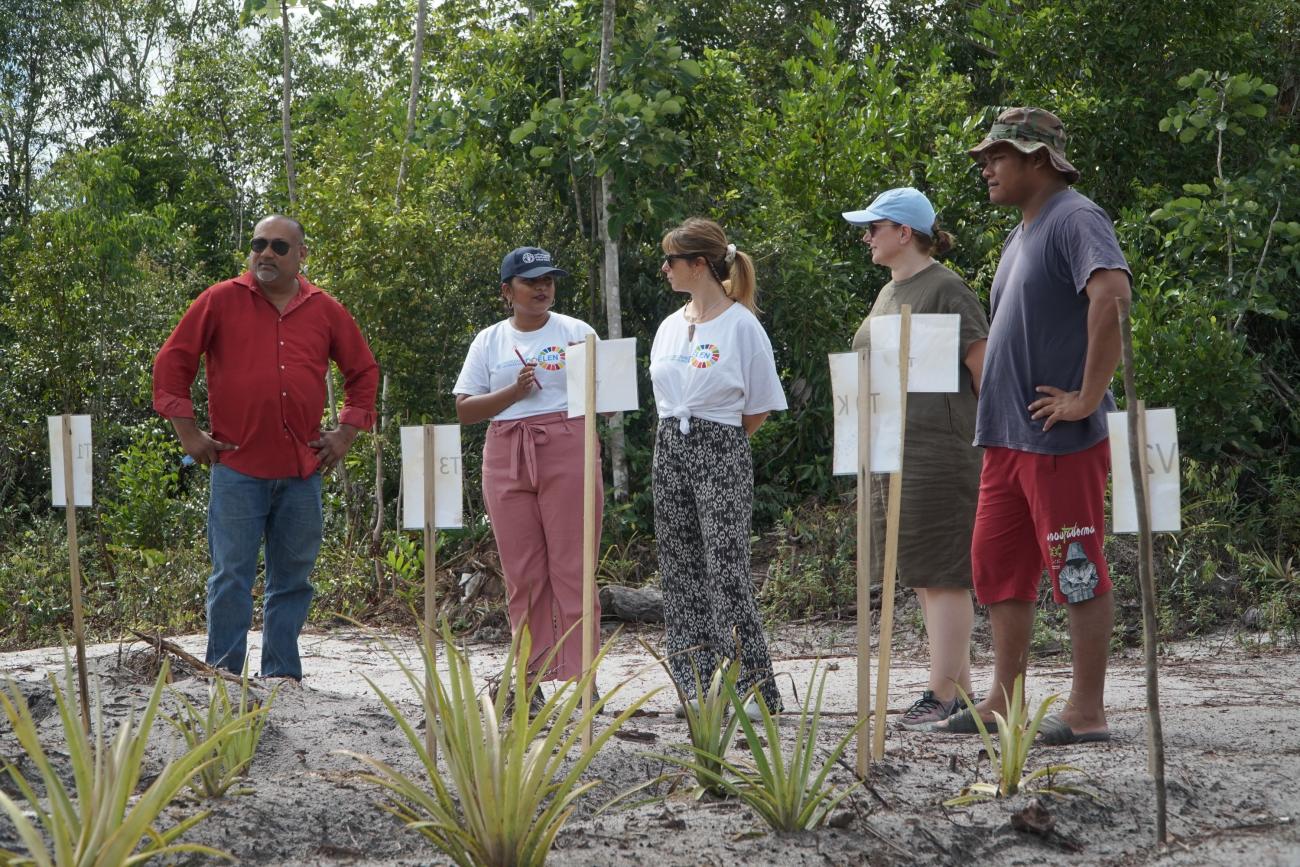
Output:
[153, 272, 379, 479]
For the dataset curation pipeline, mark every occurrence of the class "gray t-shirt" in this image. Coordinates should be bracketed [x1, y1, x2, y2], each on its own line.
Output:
[975, 188, 1131, 455]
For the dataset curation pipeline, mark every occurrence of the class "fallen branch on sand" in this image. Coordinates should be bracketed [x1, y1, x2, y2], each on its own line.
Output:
[129, 629, 245, 687]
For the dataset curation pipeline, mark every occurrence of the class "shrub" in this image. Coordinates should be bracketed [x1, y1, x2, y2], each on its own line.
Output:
[660, 660, 864, 832]
[759, 499, 857, 621]
[101, 422, 204, 552]
[169, 670, 273, 798]
[342, 625, 658, 867]
[647, 650, 745, 799]
[945, 676, 1087, 805]
[0, 656, 248, 865]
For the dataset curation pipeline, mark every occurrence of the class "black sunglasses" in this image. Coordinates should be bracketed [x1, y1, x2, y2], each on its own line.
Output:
[251, 237, 293, 255]
[866, 221, 902, 237]
[662, 252, 699, 266]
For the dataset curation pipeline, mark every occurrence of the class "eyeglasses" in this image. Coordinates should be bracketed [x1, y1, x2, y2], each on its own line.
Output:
[251, 238, 293, 255]
[662, 253, 697, 267]
[866, 221, 901, 237]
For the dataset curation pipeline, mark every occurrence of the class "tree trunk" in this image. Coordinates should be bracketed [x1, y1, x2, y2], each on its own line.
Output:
[279, 0, 296, 208]
[371, 374, 389, 593]
[329, 369, 357, 547]
[371, 0, 431, 590]
[598, 584, 664, 623]
[556, 65, 588, 239]
[394, 0, 427, 209]
[595, 0, 628, 501]
[374, 0, 428, 591]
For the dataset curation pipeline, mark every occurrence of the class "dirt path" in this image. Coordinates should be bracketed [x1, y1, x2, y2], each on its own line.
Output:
[2, 624, 1297, 865]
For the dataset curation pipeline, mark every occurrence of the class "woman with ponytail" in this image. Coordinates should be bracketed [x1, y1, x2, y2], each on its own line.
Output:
[842, 187, 989, 730]
[649, 217, 786, 718]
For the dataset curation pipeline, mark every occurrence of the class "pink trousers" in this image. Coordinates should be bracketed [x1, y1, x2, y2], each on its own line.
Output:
[483, 412, 602, 681]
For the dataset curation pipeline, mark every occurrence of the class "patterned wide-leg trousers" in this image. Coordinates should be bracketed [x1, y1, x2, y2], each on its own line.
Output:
[653, 418, 781, 711]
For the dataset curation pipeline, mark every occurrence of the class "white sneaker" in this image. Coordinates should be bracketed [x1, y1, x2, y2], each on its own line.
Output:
[744, 696, 781, 725]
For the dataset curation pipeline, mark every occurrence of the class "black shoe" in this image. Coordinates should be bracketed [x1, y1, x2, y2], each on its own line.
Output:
[492, 670, 546, 721]
[527, 686, 547, 718]
[500, 684, 547, 720]
[934, 707, 998, 735]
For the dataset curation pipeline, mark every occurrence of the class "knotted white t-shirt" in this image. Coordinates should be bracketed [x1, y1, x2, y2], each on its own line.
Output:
[649, 304, 786, 433]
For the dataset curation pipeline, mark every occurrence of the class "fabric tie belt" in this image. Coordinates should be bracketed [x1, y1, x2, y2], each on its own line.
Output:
[664, 405, 692, 434]
[491, 412, 571, 487]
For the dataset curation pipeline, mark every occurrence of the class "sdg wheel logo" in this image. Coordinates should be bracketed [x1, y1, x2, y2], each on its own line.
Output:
[690, 344, 720, 369]
[536, 345, 565, 370]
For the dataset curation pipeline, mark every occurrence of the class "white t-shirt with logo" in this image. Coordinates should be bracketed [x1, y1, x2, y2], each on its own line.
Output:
[649, 304, 787, 433]
[452, 313, 597, 420]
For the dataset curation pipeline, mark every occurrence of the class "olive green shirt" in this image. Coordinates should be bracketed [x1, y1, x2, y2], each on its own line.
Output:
[851, 262, 989, 589]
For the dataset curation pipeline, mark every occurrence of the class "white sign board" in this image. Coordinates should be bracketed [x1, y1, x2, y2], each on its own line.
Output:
[48, 415, 92, 507]
[870, 314, 961, 394]
[830, 352, 896, 474]
[1108, 408, 1180, 533]
[401, 425, 463, 529]
[830, 314, 961, 476]
[565, 337, 639, 416]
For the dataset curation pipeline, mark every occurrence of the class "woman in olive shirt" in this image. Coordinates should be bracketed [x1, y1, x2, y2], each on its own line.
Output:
[843, 187, 989, 730]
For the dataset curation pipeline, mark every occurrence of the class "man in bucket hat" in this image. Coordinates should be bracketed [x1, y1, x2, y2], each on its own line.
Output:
[935, 108, 1131, 746]
[970, 107, 1081, 183]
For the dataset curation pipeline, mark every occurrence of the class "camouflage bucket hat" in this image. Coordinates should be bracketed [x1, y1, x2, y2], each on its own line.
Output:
[969, 107, 1081, 184]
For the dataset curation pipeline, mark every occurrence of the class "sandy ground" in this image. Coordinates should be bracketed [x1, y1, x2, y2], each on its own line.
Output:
[1, 618, 1298, 866]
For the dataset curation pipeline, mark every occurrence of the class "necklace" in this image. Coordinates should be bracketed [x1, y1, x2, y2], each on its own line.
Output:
[684, 294, 730, 324]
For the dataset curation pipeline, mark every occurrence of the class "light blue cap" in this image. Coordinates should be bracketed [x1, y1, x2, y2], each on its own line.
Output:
[842, 187, 936, 235]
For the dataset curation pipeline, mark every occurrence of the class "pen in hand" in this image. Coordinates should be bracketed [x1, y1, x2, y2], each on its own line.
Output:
[514, 347, 541, 389]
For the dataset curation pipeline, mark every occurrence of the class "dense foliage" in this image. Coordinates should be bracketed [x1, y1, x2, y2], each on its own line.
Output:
[1, 0, 1297, 648]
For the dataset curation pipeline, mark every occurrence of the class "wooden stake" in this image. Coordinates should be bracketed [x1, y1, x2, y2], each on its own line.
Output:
[422, 423, 438, 763]
[60, 415, 90, 735]
[371, 374, 389, 594]
[1117, 299, 1167, 845]
[854, 348, 873, 777]
[872, 305, 911, 760]
[581, 334, 598, 747]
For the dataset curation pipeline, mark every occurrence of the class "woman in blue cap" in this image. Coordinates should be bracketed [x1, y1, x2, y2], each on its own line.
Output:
[843, 188, 989, 730]
[452, 246, 601, 713]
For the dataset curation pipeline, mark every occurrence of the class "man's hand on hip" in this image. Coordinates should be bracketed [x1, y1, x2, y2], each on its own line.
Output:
[1029, 386, 1097, 432]
[310, 424, 359, 470]
[171, 417, 237, 465]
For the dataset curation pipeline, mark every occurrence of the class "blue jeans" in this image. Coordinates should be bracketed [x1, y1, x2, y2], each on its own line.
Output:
[206, 464, 322, 679]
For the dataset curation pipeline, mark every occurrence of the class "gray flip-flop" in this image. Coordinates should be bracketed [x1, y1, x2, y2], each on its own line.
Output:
[934, 707, 998, 735]
[1037, 713, 1110, 745]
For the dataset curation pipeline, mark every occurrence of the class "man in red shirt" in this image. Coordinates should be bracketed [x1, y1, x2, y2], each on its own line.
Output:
[154, 215, 378, 680]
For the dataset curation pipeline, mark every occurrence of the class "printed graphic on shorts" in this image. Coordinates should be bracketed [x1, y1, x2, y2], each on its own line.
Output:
[532, 345, 566, 371]
[690, 343, 721, 369]
[1046, 523, 1094, 572]
[1045, 524, 1096, 543]
[1057, 540, 1100, 604]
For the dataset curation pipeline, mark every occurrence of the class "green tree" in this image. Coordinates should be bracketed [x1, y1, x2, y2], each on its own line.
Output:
[0, 0, 90, 232]
[0, 147, 196, 521]
[1125, 70, 1300, 460]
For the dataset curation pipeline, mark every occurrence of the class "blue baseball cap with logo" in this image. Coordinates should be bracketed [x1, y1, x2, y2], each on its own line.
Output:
[500, 246, 569, 282]
[842, 187, 937, 235]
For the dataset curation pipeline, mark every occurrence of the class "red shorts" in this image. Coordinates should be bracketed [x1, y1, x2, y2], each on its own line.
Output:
[970, 440, 1111, 606]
